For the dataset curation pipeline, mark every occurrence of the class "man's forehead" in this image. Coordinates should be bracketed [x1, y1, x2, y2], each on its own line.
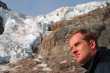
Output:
[69, 32, 84, 45]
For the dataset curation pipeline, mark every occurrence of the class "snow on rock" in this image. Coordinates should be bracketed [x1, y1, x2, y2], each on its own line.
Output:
[0, 1, 108, 63]
[65, 1, 107, 19]
[38, 1, 107, 24]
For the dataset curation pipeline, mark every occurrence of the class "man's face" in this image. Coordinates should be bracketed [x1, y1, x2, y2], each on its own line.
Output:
[69, 32, 96, 64]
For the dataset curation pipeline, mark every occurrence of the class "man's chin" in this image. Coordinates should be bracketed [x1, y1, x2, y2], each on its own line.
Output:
[76, 59, 84, 64]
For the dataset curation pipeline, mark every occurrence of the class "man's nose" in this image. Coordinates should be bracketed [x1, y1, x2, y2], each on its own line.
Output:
[71, 48, 77, 54]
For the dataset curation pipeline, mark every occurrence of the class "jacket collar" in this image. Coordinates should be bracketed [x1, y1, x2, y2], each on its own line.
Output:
[82, 48, 101, 73]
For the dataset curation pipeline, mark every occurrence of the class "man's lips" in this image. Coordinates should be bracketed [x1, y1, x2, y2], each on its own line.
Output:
[73, 53, 80, 58]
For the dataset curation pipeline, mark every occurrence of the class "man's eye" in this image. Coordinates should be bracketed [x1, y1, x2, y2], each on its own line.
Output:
[74, 42, 80, 46]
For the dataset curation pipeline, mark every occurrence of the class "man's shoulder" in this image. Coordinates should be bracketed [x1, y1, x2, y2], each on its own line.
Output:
[97, 47, 110, 62]
[99, 47, 110, 55]
[94, 47, 110, 73]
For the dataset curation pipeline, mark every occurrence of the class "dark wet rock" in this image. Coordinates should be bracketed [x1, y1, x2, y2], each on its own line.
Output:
[0, 1, 9, 10]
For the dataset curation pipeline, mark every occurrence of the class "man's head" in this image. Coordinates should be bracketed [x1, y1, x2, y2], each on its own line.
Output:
[68, 29, 97, 64]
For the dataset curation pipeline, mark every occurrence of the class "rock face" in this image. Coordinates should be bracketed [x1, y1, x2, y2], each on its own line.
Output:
[0, 1, 9, 10]
[0, 1, 110, 73]
[0, 1, 108, 64]
[39, 3, 110, 73]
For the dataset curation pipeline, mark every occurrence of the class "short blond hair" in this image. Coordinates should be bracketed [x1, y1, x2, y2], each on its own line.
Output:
[66, 28, 97, 43]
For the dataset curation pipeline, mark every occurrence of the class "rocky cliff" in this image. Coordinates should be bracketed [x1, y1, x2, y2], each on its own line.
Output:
[0, 1, 109, 73]
[39, 2, 110, 73]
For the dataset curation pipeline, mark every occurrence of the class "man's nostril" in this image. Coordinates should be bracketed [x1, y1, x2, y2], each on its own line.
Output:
[73, 51, 77, 54]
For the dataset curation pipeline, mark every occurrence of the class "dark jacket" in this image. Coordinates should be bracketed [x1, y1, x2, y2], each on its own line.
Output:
[83, 47, 110, 73]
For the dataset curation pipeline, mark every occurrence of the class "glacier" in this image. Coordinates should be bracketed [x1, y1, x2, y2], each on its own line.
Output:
[0, 1, 108, 63]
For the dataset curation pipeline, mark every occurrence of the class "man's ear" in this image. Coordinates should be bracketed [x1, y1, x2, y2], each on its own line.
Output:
[89, 40, 96, 49]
